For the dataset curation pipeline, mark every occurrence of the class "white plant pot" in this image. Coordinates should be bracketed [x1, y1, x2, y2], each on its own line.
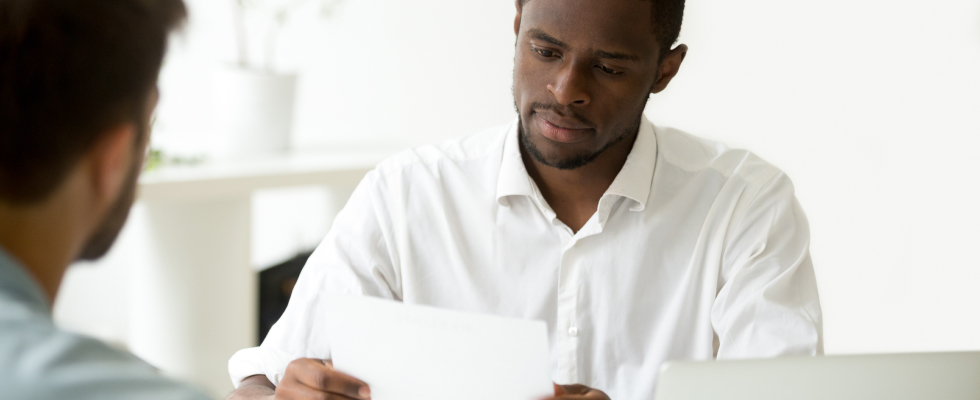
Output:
[212, 66, 297, 158]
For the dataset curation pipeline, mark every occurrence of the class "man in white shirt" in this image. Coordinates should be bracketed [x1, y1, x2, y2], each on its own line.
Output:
[0, 1, 210, 399]
[228, 0, 822, 399]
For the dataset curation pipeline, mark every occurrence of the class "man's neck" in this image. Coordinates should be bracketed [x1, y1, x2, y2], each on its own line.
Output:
[0, 201, 84, 304]
[521, 131, 638, 233]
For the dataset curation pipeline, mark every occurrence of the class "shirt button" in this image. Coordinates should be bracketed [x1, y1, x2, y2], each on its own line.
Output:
[568, 327, 579, 337]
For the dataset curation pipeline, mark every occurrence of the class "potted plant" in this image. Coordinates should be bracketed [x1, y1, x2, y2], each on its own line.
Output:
[212, 0, 345, 158]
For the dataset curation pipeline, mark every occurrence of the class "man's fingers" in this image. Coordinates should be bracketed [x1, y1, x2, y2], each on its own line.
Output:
[550, 384, 589, 397]
[561, 384, 592, 395]
[540, 383, 567, 400]
[316, 367, 371, 399]
[543, 384, 610, 400]
[310, 360, 371, 398]
[288, 358, 371, 399]
[554, 383, 566, 396]
[549, 394, 607, 400]
[280, 384, 361, 400]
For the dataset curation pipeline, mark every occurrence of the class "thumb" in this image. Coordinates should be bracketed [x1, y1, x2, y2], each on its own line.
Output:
[554, 383, 567, 396]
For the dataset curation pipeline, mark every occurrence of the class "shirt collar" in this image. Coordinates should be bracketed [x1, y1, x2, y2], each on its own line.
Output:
[0, 245, 52, 313]
[604, 116, 658, 212]
[496, 116, 658, 212]
[496, 119, 537, 205]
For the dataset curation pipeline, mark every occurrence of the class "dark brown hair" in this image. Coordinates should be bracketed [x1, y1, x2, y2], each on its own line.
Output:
[0, 0, 187, 204]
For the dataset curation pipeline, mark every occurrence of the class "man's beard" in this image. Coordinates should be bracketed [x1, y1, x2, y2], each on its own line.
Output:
[77, 149, 141, 261]
[517, 112, 641, 170]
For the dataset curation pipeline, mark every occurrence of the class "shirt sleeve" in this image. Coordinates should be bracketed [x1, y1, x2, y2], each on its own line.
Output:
[2, 320, 211, 400]
[711, 172, 824, 358]
[229, 169, 401, 388]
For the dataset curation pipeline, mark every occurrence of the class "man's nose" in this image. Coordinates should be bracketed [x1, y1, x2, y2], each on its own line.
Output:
[547, 61, 592, 107]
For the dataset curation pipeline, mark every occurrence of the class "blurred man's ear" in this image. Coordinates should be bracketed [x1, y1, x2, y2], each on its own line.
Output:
[514, 0, 523, 35]
[85, 124, 137, 207]
[651, 44, 689, 94]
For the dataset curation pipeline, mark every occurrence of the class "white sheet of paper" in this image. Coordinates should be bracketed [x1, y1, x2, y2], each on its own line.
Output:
[322, 294, 553, 400]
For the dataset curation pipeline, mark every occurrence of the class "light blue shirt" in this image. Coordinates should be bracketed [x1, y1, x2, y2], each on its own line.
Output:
[0, 247, 211, 400]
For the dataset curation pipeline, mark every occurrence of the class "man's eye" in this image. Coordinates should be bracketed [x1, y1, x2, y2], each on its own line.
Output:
[534, 48, 556, 58]
[597, 65, 621, 75]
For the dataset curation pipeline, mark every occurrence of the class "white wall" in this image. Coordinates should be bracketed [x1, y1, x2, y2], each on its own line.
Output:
[56, 0, 980, 378]
[154, 0, 519, 153]
[650, 0, 980, 354]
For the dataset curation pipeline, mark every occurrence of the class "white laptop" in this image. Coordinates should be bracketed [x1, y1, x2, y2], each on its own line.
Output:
[654, 351, 980, 400]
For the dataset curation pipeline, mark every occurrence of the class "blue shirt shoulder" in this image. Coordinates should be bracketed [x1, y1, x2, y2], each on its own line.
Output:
[0, 248, 211, 400]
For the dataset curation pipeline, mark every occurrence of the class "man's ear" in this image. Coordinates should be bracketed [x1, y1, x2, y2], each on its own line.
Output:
[85, 124, 137, 207]
[514, 0, 523, 36]
[651, 44, 688, 94]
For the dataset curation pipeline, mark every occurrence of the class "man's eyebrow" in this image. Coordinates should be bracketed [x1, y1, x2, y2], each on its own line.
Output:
[595, 50, 641, 62]
[525, 28, 642, 61]
[526, 28, 566, 47]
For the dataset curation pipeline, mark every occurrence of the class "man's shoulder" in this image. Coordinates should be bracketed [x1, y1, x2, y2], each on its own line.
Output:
[0, 306, 140, 366]
[0, 289, 48, 325]
[0, 295, 209, 400]
[371, 121, 513, 179]
[655, 125, 785, 188]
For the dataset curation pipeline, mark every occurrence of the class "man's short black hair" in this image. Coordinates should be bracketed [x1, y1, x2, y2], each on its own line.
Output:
[0, 0, 187, 204]
[519, 0, 685, 58]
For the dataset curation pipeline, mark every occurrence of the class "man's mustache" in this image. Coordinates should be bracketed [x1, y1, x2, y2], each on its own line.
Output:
[529, 102, 595, 129]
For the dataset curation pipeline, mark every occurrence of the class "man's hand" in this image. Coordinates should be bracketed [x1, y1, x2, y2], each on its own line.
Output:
[543, 383, 610, 400]
[227, 358, 371, 400]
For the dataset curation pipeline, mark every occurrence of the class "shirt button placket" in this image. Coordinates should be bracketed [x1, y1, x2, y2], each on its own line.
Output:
[556, 241, 580, 383]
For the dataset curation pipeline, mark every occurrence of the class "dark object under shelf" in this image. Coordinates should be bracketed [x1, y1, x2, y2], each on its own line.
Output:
[258, 250, 312, 344]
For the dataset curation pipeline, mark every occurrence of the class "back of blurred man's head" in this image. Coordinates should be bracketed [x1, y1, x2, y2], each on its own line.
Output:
[0, 0, 186, 259]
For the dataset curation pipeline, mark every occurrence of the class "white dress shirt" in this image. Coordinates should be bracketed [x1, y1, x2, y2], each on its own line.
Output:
[229, 117, 822, 400]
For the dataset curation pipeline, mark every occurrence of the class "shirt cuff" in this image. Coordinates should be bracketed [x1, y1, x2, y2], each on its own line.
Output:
[228, 346, 298, 388]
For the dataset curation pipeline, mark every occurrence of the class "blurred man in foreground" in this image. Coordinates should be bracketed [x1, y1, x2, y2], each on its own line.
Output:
[0, 0, 209, 398]
[230, 0, 822, 399]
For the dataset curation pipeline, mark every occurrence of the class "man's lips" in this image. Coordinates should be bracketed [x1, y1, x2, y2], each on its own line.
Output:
[534, 113, 594, 144]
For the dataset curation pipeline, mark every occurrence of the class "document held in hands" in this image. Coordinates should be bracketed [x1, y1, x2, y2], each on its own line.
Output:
[322, 294, 553, 400]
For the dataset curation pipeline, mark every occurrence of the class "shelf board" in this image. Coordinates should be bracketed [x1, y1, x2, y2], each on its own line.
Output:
[138, 150, 394, 202]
